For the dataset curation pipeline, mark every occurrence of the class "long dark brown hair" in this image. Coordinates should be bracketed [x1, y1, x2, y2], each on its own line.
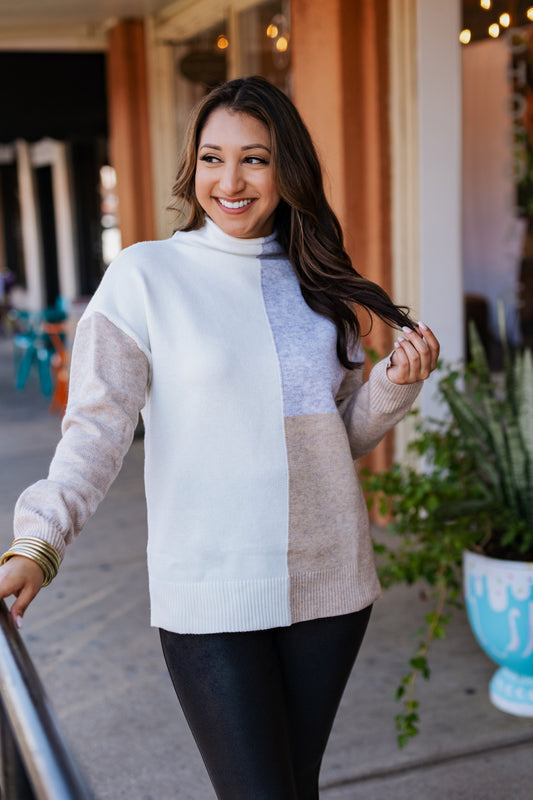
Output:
[172, 76, 416, 368]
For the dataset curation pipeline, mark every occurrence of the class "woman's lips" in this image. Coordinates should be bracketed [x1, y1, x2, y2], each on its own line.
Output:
[216, 198, 255, 210]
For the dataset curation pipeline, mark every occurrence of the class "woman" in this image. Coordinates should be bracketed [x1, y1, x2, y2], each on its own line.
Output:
[0, 77, 439, 799]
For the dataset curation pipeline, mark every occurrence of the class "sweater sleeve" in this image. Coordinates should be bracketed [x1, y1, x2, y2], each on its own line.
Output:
[13, 312, 150, 561]
[335, 356, 422, 460]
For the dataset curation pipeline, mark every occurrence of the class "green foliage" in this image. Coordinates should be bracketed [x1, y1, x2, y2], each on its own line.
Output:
[439, 318, 533, 559]
[361, 315, 533, 747]
[362, 413, 479, 747]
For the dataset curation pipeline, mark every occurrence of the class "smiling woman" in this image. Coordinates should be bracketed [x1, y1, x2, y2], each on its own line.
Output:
[1, 75, 439, 800]
[195, 108, 281, 239]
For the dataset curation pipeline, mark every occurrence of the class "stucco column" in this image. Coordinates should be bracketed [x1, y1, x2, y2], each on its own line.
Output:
[416, 0, 463, 416]
[107, 20, 155, 247]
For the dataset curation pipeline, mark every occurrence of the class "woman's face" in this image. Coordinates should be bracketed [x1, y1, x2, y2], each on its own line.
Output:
[195, 108, 281, 239]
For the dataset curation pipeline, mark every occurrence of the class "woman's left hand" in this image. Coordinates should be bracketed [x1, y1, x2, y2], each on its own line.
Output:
[386, 322, 440, 385]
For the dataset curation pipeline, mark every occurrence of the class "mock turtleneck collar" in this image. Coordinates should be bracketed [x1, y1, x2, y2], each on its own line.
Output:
[173, 217, 285, 258]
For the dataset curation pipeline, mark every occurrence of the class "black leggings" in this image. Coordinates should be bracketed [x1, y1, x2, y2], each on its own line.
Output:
[159, 606, 372, 800]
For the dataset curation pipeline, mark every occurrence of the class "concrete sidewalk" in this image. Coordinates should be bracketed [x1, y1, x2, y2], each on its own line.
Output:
[1, 335, 533, 799]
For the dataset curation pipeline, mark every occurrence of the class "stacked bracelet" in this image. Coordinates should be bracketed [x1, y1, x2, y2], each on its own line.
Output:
[0, 538, 60, 586]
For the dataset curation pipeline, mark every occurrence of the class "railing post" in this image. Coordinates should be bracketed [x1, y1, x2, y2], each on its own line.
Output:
[0, 602, 95, 799]
[0, 696, 38, 799]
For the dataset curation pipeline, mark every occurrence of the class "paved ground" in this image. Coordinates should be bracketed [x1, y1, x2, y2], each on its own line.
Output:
[2, 335, 533, 799]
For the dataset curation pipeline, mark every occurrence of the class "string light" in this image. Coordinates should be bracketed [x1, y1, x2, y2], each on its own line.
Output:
[216, 34, 229, 49]
[461, 4, 533, 43]
[266, 13, 290, 58]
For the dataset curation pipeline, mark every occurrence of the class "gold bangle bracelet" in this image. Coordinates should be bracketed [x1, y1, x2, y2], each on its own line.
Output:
[12, 540, 59, 586]
[0, 538, 60, 587]
[12, 538, 61, 572]
[1, 550, 54, 586]
[1, 540, 58, 569]
[0, 551, 53, 585]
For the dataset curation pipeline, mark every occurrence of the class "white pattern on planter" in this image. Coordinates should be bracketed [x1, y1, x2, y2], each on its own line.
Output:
[487, 572, 510, 611]
[522, 603, 533, 659]
[505, 608, 521, 652]
[465, 551, 533, 612]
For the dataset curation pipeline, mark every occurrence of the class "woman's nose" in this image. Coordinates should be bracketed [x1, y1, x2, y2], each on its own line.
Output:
[218, 163, 244, 194]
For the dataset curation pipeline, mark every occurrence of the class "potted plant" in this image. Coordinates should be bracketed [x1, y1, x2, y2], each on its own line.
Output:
[362, 310, 533, 747]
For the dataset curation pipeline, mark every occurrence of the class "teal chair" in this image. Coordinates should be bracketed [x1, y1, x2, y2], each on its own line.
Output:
[12, 311, 53, 397]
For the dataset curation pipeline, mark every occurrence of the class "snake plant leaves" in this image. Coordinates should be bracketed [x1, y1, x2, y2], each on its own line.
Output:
[442, 319, 533, 554]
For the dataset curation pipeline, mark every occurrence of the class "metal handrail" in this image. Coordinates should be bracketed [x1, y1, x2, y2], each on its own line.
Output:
[0, 600, 95, 799]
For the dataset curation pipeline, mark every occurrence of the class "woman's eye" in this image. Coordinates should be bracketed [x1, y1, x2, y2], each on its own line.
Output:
[199, 154, 221, 164]
[245, 156, 267, 165]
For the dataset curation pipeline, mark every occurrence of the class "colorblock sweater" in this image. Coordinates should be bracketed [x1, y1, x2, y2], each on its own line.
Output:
[14, 219, 422, 633]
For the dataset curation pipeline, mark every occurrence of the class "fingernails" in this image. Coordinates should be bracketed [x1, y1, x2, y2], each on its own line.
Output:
[14, 615, 22, 630]
[418, 321, 428, 331]
[397, 336, 405, 343]
[402, 326, 413, 334]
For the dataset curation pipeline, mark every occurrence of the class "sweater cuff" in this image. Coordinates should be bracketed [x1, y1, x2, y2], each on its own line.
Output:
[369, 357, 422, 413]
[13, 499, 67, 561]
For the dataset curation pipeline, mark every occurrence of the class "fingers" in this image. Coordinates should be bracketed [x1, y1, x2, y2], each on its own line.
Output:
[387, 322, 440, 385]
[10, 585, 40, 629]
[0, 556, 44, 628]
[416, 321, 440, 371]
[396, 325, 432, 379]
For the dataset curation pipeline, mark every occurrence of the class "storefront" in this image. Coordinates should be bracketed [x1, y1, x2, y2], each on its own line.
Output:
[461, 0, 533, 358]
[0, 0, 469, 456]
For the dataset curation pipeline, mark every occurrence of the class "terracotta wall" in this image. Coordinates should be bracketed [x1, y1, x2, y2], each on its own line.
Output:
[107, 20, 155, 247]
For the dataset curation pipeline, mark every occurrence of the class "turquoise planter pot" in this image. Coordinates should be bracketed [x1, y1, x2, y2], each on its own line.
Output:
[463, 550, 533, 716]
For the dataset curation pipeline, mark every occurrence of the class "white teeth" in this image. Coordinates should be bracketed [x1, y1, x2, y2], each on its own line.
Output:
[218, 198, 253, 209]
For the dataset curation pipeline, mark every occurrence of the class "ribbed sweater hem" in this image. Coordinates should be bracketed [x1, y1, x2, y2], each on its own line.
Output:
[151, 575, 292, 634]
[290, 562, 381, 623]
[150, 563, 381, 634]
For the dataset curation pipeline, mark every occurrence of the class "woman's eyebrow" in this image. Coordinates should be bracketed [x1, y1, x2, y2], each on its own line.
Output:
[241, 144, 271, 152]
[198, 143, 271, 152]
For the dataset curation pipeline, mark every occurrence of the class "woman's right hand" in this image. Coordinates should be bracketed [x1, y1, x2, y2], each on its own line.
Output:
[0, 556, 44, 628]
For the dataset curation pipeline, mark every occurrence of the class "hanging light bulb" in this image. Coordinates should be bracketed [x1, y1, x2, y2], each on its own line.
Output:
[488, 23, 500, 37]
[499, 13, 511, 27]
[266, 23, 278, 38]
[459, 29, 472, 44]
[480, 0, 491, 9]
[528, 7, 533, 21]
[275, 36, 289, 52]
[217, 34, 229, 49]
